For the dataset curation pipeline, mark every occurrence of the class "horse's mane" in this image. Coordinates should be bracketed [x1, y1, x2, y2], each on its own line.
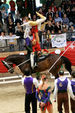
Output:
[5, 54, 27, 61]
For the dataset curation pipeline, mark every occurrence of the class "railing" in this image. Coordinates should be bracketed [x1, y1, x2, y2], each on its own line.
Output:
[0, 75, 22, 84]
[0, 71, 71, 84]
[0, 31, 75, 52]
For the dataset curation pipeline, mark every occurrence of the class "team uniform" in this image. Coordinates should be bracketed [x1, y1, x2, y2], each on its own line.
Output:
[54, 76, 75, 113]
[70, 78, 75, 113]
[22, 76, 38, 113]
[36, 86, 52, 111]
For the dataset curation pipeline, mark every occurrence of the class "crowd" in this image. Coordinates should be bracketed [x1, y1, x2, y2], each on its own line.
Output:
[22, 69, 75, 113]
[0, 0, 75, 51]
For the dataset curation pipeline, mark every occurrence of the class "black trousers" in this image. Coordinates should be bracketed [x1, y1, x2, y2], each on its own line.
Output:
[25, 92, 37, 113]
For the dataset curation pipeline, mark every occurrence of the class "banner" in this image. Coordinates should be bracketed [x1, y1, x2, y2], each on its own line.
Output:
[51, 33, 67, 48]
[0, 35, 19, 40]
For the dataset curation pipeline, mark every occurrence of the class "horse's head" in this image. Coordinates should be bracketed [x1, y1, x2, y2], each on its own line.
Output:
[1, 60, 14, 73]
[1, 54, 30, 74]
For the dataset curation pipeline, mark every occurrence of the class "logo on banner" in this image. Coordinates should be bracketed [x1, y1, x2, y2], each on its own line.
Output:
[51, 33, 67, 48]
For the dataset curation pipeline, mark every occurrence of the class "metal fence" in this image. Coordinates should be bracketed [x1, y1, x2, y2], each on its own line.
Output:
[0, 31, 75, 52]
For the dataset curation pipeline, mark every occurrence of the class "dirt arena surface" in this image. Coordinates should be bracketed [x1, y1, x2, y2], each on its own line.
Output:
[0, 79, 72, 113]
[0, 65, 75, 113]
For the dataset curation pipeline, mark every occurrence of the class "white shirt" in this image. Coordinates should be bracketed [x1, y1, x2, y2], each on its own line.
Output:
[53, 76, 75, 101]
[23, 22, 31, 39]
[0, 36, 6, 47]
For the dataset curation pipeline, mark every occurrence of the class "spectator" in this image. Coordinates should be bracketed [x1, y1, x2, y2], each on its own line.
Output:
[46, 0, 53, 11]
[42, 4, 46, 16]
[48, 14, 54, 24]
[16, 0, 24, 14]
[45, 21, 54, 33]
[15, 11, 22, 26]
[1, 0, 9, 14]
[71, 6, 75, 24]
[22, 68, 38, 113]
[38, 8, 44, 15]
[0, 31, 6, 51]
[62, 25, 68, 33]
[9, 0, 15, 16]
[57, 7, 63, 18]
[46, 30, 52, 48]
[54, 13, 63, 23]
[1, 6, 7, 24]
[54, 22, 61, 33]
[70, 25, 75, 41]
[7, 18, 15, 34]
[8, 32, 15, 51]
[62, 14, 69, 27]
[15, 22, 24, 51]
[46, 8, 53, 20]
[51, 29, 55, 34]
[49, 2, 57, 13]
[6, 12, 14, 24]
[65, 7, 72, 21]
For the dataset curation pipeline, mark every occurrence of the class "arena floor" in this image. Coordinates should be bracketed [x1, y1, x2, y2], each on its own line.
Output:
[0, 79, 72, 113]
[0, 65, 75, 113]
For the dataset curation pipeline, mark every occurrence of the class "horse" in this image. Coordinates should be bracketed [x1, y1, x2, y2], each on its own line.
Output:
[1, 53, 72, 78]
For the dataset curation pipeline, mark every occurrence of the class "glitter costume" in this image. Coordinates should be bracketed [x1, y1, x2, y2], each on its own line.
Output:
[36, 86, 52, 111]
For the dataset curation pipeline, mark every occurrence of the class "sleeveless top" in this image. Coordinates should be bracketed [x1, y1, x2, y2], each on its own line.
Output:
[24, 77, 36, 94]
[57, 78, 68, 91]
[36, 86, 51, 103]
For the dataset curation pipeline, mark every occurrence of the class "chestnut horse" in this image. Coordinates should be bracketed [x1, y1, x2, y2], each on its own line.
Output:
[1, 54, 72, 78]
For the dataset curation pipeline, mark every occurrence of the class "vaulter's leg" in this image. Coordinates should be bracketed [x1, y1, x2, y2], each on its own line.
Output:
[30, 52, 35, 69]
[34, 51, 38, 67]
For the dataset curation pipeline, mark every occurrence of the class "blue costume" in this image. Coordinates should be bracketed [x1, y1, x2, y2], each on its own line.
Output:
[36, 87, 52, 111]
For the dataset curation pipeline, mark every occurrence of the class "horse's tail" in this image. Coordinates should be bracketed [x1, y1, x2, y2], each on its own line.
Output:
[61, 56, 72, 74]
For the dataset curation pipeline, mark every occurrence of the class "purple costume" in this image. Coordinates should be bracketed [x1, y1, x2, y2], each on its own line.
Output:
[56, 77, 69, 113]
[24, 77, 36, 94]
[57, 78, 68, 93]
[24, 76, 37, 113]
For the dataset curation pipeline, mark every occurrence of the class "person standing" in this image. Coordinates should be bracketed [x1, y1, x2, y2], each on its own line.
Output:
[22, 68, 38, 113]
[70, 71, 75, 113]
[53, 70, 75, 113]
[0, 31, 6, 51]
[15, 22, 24, 51]
[1, 0, 9, 15]
[9, 0, 15, 16]
[36, 74, 53, 113]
